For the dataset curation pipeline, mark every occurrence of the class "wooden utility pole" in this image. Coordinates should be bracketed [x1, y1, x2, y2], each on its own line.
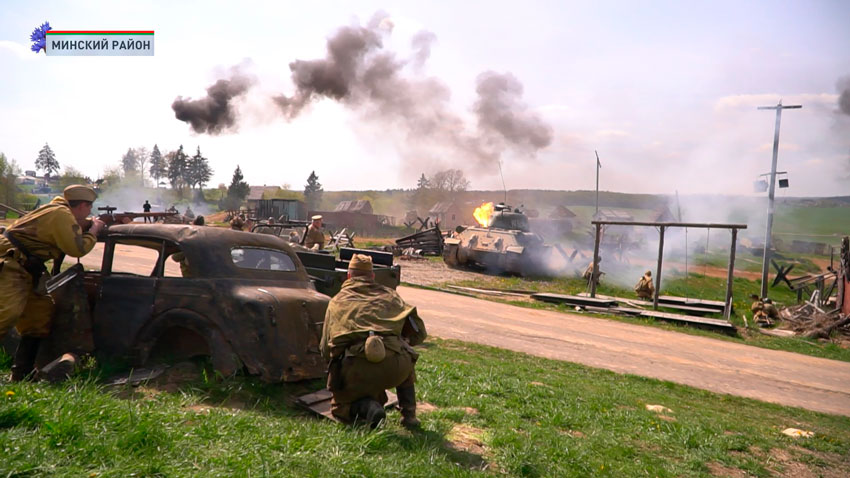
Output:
[757, 101, 801, 298]
[595, 151, 601, 216]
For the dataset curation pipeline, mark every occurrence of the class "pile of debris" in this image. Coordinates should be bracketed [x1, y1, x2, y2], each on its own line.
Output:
[779, 304, 850, 340]
[327, 228, 356, 249]
[395, 226, 443, 256]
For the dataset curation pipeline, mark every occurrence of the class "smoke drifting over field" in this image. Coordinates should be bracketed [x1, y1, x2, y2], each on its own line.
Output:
[172, 72, 255, 134]
[839, 76, 850, 116]
[172, 12, 552, 170]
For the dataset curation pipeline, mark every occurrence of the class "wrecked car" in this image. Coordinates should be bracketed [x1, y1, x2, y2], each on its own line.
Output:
[40, 224, 331, 382]
[249, 222, 401, 297]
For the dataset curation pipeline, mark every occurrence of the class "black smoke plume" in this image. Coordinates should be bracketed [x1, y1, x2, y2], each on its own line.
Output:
[172, 73, 254, 134]
[839, 76, 850, 116]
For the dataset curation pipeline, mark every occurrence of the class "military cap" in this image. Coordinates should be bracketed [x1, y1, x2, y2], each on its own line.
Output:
[348, 253, 373, 272]
[311, 215, 323, 221]
[63, 184, 97, 202]
[645, 270, 652, 276]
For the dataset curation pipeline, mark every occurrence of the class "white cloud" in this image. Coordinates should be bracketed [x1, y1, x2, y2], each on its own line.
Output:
[714, 93, 838, 112]
[0, 41, 41, 61]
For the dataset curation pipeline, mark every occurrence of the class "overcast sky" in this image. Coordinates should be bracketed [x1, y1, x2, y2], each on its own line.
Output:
[1, 0, 849, 196]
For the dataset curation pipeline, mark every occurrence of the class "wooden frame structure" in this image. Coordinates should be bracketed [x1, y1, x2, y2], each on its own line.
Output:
[590, 220, 748, 319]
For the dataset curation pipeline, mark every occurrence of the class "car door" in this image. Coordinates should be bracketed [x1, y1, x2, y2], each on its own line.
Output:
[93, 236, 164, 359]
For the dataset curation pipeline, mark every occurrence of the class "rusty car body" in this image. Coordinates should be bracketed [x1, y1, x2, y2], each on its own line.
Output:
[43, 224, 330, 382]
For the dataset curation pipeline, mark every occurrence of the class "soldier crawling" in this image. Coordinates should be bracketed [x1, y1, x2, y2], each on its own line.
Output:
[634, 270, 655, 300]
[0, 185, 105, 381]
[320, 254, 427, 428]
[750, 295, 779, 327]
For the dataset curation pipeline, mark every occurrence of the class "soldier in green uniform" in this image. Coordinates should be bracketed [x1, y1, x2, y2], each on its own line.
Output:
[321, 254, 427, 428]
[750, 295, 779, 326]
[0, 185, 105, 381]
[583, 256, 603, 287]
[634, 270, 655, 300]
[304, 215, 325, 250]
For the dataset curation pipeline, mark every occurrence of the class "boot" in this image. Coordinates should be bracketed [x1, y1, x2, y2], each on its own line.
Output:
[11, 336, 42, 382]
[351, 398, 386, 429]
[396, 385, 420, 428]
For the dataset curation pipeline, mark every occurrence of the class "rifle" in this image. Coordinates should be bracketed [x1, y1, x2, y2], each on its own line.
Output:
[96, 205, 179, 226]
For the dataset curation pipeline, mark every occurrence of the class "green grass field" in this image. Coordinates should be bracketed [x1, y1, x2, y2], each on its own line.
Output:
[2, 339, 848, 477]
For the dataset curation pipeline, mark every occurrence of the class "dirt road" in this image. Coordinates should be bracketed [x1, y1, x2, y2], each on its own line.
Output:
[398, 286, 850, 416]
[68, 242, 850, 416]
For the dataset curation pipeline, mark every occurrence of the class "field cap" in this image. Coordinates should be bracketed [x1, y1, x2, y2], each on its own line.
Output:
[311, 215, 323, 221]
[645, 270, 652, 276]
[63, 184, 97, 202]
[348, 254, 373, 272]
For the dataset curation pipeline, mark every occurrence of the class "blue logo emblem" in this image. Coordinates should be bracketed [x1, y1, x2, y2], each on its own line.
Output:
[30, 21, 52, 53]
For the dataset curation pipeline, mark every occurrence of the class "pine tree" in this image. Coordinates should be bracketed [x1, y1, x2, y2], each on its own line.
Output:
[303, 171, 323, 211]
[167, 145, 189, 190]
[149, 144, 166, 187]
[416, 173, 430, 190]
[35, 143, 60, 178]
[121, 148, 139, 175]
[187, 146, 213, 190]
[223, 165, 250, 211]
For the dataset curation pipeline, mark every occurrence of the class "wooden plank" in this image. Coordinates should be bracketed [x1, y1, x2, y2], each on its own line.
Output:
[296, 389, 398, 422]
[656, 304, 722, 316]
[656, 295, 726, 311]
[533, 293, 617, 307]
[638, 310, 735, 331]
[447, 285, 532, 297]
[758, 328, 797, 338]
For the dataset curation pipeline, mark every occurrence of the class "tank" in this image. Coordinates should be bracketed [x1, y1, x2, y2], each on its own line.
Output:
[443, 203, 556, 276]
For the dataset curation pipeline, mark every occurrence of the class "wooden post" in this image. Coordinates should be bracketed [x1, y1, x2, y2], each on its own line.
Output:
[725, 228, 738, 320]
[591, 222, 602, 297]
[653, 226, 665, 310]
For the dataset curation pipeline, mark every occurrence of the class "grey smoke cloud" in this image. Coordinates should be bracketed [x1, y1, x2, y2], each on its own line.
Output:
[410, 30, 437, 70]
[175, 12, 553, 169]
[839, 76, 850, 116]
[272, 13, 552, 168]
[172, 73, 255, 134]
[474, 71, 554, 151]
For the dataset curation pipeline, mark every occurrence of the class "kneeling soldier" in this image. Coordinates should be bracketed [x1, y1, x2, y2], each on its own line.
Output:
[320, 254, 427, 428]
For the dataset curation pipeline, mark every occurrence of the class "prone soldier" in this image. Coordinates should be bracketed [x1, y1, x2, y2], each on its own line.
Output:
[0, 185, 105, 381]
[750, 295, 779, 327]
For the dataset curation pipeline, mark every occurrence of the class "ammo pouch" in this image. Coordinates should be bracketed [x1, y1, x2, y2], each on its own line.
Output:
[3, 231, 49, 294]
[24, 255, 49, 295]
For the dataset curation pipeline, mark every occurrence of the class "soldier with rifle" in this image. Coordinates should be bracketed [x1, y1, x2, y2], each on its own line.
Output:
[0, 185, 105, 381]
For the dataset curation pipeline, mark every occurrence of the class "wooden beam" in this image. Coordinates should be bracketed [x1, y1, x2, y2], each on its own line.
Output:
[590, 222, 602, 298]
[653, 226, 665, 310]
[725, 228, 738, 320]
